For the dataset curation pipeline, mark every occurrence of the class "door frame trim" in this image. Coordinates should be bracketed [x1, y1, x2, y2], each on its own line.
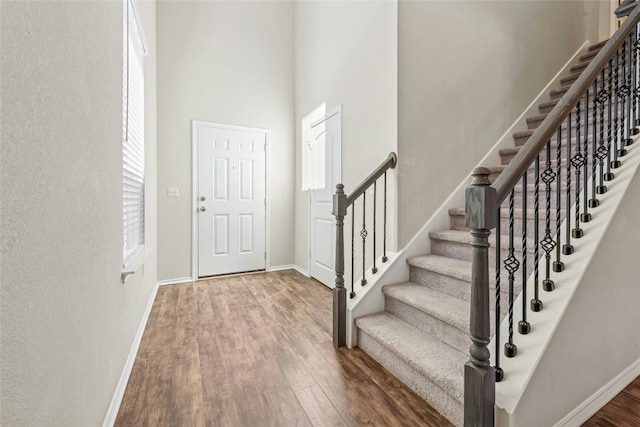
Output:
[306, 105, 342, 284]
[191, 120, 270, 279]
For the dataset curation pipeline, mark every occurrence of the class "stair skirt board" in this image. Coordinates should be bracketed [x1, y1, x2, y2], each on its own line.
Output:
[346, 39, 634, 427]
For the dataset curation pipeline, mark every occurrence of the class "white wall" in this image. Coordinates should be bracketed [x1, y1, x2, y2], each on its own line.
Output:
[157, 1, 295, 280]
[0, 1, 158, 425]
[294, 1, 398, 270]
[397, 0, 603, 247]
[507, 150, 640, 426]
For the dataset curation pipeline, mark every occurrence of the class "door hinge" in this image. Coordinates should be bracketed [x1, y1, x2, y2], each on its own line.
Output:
[264, 198, 266, 206]
[264, 252, 267, 260]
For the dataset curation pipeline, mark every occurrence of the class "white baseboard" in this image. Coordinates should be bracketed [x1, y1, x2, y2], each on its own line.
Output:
[102, 281, 159, 427]
[269, 264, 310, 277]
[555, 358, 640, 426]
[157, 277, 193, 286]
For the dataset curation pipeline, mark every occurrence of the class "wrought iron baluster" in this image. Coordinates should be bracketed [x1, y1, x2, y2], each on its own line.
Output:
[615, 46, 627, 162]
[532, 153, 543, 311]
[596, 68, 609, 195]
[519, 173, 530, 335]
[372, 181, 378, 274]
[350, 205, 355, 299]
[383, 171, 388, 263]
[571, 101, 585, 239]
[589, 78, 600, 209]
[554, 127, 565, 273]
[504, 189, 519, 358]
[582, 89, 592, 223]
[624, 34, 634, 148]
[495, 212, 504, 381]
[361, 193, 367, 286]
[604, 58, 615, 181]
[633, 25, 639, 133]
[563, 113, 574, 255]
[542, 141, 557, 291]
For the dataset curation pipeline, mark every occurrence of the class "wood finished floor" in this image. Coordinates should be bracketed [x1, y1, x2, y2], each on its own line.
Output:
[115, 270, 453, 427]
[583, 375, 640, 426]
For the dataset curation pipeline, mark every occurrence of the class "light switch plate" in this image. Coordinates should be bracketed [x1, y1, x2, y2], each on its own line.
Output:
[167, 187, 180, 197]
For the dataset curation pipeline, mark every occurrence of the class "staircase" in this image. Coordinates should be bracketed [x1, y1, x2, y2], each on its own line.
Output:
[353, 39, 610, 427]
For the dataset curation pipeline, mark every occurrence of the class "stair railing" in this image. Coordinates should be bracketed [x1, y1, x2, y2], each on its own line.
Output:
[332, 152, 397, 348]
[465, 7, 640, 426]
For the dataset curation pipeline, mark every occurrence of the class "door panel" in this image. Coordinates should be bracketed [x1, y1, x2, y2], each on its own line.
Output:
[309, 109, 341, 288]
[197, 124, 266, 277]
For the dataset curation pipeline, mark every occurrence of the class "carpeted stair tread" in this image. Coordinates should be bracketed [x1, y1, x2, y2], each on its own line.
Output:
[383, 283, 472, 335]
[588, 39, 608, 51]
[355, 312, 466, 402]
[579, 50, 598, 62]
[407, 254, 474, 284]
[429, 229, 532, 252]
[570, 62, 589, 74]
[539, 98, 560, 113]
[448, 206, 564, 220]
[560, 72, 581, 86]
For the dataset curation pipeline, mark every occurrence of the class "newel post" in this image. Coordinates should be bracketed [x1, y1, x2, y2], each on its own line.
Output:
[333, 184, 347, 348]
[464, 167, 497, 426]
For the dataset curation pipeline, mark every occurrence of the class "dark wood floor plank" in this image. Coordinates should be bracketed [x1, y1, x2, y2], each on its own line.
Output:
[116, 270, 455, 426]
[295, 384, 347, 427]
[583, 375, 640, 426]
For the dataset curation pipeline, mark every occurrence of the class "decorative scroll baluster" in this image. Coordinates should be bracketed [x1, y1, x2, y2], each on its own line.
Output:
[554, 127, 565, 273]
[613, 48, 625, 165]
[361, 193, 367, 286]
[372, 181, 378, 274]
[519, 173, 530, 335]
[542, 142, 557, 291]
[563, 113, 574, 255]
[624, 34, 634, 148]
[571, 101, 585, 239]
[350, 205, 355, 299]
[504, 189, 518, 357]
[383, 171, 388, 263]
[596, 68, 609, 195]
[464, 167, 495, 426]
[633, 26, 639, 133]
[494, 212, 503, 381]
[605, 59, 615, 182]
[532, 153, 543, 311]
[590, 79, 600, 209]
[581, 90, 592, 223]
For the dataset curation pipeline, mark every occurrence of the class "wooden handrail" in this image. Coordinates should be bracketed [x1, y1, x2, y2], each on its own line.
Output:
[346, 152, 397, 206]
[492, 5, 640, 203]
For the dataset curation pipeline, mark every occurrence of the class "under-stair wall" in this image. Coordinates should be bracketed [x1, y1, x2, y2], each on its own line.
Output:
[496, 141, 640, 426]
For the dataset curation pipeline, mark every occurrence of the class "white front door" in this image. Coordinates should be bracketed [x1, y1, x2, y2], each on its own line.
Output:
[196, 123, 266, 277]
[309, 109, 341, 288]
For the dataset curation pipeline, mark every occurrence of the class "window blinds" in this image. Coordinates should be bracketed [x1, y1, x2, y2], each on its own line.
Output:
[123, 0, 145, 265]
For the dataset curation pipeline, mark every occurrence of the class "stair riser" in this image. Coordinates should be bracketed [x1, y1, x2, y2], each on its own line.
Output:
[408, 266, 512, 315]
[357, 330, 464, 427]
[385, 297, 469, 354]
[431, 239, 536, 273]
[450, 214, 559, 237]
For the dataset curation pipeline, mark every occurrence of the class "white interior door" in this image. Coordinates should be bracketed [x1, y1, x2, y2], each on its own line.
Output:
[196, 123, 266, 277]
[309, 109, 341, 288]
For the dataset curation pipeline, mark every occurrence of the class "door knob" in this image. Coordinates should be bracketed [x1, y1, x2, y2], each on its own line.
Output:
[199, 206, 206, 212]
[200, 196, 206, 201]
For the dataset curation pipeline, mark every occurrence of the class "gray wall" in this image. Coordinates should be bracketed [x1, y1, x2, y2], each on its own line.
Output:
[0, 1, 158, 425]
[397, 0, 602, 246]
[294, 1, 398, 270]
[157, 1, 295, 280]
